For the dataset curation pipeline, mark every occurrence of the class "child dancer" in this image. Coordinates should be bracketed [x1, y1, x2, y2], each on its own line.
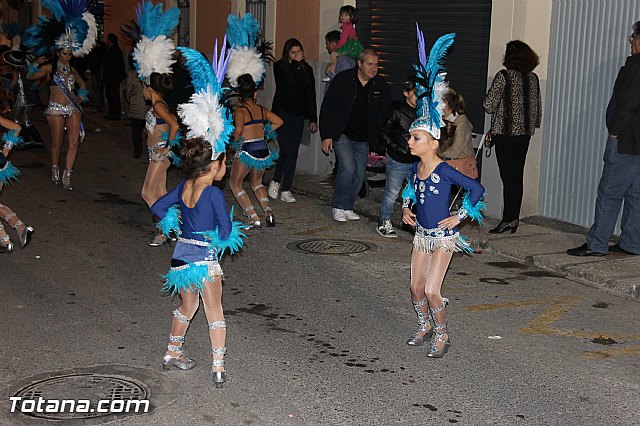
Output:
[152, 43, 244, 388]
[324, 5, 362, 81]
[401, 28, 485, 358]
[0, 118, 34, 253]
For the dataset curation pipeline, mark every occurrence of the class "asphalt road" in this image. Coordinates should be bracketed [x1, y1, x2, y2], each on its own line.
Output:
[1, 115, 639, 425]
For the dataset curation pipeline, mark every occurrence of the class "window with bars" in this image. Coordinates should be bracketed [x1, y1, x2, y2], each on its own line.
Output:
[176, 0, 190, 46]
[245, 0, 266, 35]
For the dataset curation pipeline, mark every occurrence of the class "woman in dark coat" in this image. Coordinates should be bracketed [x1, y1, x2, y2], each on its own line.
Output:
[483, 40, 542, 234]
[268, 38, 318, 203]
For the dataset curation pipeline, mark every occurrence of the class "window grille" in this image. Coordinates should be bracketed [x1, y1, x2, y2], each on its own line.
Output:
[245, 0, 266, 35]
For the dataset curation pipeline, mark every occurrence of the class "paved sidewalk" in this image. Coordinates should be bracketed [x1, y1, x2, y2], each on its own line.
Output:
[289, 173, 640, 301]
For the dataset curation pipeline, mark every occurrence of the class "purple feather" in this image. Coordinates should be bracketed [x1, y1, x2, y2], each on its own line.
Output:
[416, 22, 427, 66]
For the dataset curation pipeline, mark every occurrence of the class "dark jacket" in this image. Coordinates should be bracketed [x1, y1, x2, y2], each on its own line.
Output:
[102, 44, 126, 84]
[319, 67, 391, 149]
[608, 53, 640, 155]
[272, 59, 317, 122]
[377, 100, 419, 163]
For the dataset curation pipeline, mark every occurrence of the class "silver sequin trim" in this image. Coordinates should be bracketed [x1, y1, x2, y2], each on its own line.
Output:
[168, 335, 185, 343]
[44, 102, 78, 117]
[178, 237, 209, 247]
[167, 344, 183, 352]
[210, 347, 227, 355]
[208, 320, 226, 330]
[413, 225, 471, 254]
[172, 309, 191, 324]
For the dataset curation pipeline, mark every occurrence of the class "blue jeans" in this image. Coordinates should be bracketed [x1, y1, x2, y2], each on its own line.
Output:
[332, 134, 369, 210]
[586, 137, 640, 254]
[379, 155, 413, 221]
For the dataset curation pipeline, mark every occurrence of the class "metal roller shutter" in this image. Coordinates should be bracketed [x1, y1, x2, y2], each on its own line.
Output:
[357, 0, 492, 133]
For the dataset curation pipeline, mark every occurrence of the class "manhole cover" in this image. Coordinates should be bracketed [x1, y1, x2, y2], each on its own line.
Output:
[293, 239, 371, 255]
[12, 373, 149, 420]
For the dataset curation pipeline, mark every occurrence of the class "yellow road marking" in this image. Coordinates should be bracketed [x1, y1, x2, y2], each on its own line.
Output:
[581, 345, 640, 360]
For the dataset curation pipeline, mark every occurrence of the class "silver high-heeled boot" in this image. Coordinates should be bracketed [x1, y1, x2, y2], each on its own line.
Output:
[162, 309, 197, 370]
[0, 224, 13, 254]
[62, 169, 73, 191]
[3, 212, 34, 249]
[209, 320, 227, 388]
[407, 299, 433, 346]
[427, 298, 451, 358]
[51, 165, 60, 185]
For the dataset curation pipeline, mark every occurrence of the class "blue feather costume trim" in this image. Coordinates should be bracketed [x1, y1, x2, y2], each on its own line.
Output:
[195, 207, 247, 260]
[77, 88, 89, 102]
[238, 150, 279, 171]
[461, 192, 486, 225]
[0, 161, 20, 185]
[169, 151, 182, 167]
[156, 204, 181, 237]
[161, 262, 220, 295]
[264, 121, 277, 141]
[2, 132, 24, 150]
[401, 181, 417, 205]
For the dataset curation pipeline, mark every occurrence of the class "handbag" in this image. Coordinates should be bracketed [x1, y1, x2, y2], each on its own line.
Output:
[482, 131, 493, 157]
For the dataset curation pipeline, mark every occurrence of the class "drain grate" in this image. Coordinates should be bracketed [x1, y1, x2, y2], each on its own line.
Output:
[294, 239, 371, 255]
[12, 373, 149, 420]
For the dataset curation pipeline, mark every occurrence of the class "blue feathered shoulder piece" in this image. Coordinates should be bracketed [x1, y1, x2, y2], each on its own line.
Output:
[409, 24, 455, 140]
[195, 207, 247, 260]
[2, 131, 24, 150]
[0, 160, 20, 185]
[461, 191, 486, 225]
[156, 204, 181, 237]
[177, 40, 235, 160]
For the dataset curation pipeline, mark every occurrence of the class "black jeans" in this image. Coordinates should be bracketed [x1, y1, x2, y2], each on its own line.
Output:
[273, 110, 306, 191]
[131, 119, 146, 158]
[494, 134, 531, 222]
[105, 81, 121, 119]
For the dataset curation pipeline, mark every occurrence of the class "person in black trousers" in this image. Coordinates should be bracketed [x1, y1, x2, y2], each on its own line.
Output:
[268, 38, 318, 203]
[103, 33, 125, 120]
[483, 40, 542, 234]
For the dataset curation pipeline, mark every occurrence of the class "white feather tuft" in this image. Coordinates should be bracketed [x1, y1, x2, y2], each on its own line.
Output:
[75, 12, 97, 57]
[177, 86, 226, 157]
[226, 46, 265, 87]
[134, 35, 176, 82]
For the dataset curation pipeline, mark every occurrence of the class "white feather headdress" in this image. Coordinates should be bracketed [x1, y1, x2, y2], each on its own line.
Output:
[225, 13, 271, 87]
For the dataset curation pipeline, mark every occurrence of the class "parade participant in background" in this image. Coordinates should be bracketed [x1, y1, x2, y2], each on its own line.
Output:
[130, 0, 182, 246]
[23, 0, 97, 191]
[401, 27, 485, 358]
[0, 116, 34, 253]
[269, 38, 317, 203]
[153, 42, 245, 388]
[226, 13, 282, 229]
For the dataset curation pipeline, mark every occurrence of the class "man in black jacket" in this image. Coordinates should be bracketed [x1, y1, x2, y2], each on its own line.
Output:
[103, 33, 126, 120]
[320, 49, 391, 222]
[568, 21, 640, 256]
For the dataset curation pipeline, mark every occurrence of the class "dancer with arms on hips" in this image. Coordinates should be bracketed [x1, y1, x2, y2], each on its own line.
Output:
[152, 43, 245, 388]
[0, 116, 34, 253]
[401, 28, 485, 358]
[23, 0, 97, 191]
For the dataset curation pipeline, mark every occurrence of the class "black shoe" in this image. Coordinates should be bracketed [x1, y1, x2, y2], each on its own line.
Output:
[609, 243, 638, 255]
[566, 243, 606, 257]
[488, 220, 519, 234]
[358, 182, 368, 198]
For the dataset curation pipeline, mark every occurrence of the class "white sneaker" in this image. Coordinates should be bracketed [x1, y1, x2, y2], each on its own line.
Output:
[322, 76, 331, 82]
[280, 191, 296, 203]
[343, 210, 360, 221]
[377, 219, 397, 238]
[332, 208, 347, 222]
[268, 181, 280, 199]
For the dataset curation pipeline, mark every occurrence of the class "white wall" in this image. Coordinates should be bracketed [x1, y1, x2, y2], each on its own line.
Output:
[481, 0, 553, 219]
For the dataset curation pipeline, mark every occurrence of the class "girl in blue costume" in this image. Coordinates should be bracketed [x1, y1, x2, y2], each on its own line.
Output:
[151, 139, 245, 388]
[401, 27, 485, 358]
[230, 73, 283, 229]
[0, 116, 34, 253]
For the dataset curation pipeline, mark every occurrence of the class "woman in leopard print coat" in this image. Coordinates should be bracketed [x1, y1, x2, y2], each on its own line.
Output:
[483, 40, 542, 234]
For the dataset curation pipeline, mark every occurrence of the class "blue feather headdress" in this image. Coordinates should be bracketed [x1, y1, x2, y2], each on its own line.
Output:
[132, 0, 180, 83]
[177, 38, 235, 160]
[409, 24, 455, 140]
[23, 0, 97, 57]
[225, 13, 272, 87]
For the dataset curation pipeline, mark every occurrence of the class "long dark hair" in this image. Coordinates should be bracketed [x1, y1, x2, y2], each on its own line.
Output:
[237, 74, 257, 101]
[279, 38, 304, 66]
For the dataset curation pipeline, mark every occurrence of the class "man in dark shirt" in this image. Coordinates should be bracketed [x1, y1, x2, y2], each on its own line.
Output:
[319, 49, 391, 222]
[102, 33, 126, 120]
[568, 21, 640, 256]
[87, 41, 106, 113]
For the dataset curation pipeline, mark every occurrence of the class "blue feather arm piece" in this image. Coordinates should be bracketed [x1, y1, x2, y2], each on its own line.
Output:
[195, 207, 247, 259]
[0, 161, 20, 185]
[264, 121, 277, 140]
[401, 181, 417, 205]
[169, 151, 182, 167]
[2, 131, 24, 149]
[27, 63, 40, 75]
[461, 192, 486, 225]
[156, 204, 181, 237]
[136, 0, 180, 38]
[77, 88, 90, 102]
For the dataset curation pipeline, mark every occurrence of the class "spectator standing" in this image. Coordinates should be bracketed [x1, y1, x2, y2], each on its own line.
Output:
[567, 22, 640, 256]
[124, 54, 146, 159]
[483, 40, 541, 234]
[376, 80, 418, 237]
[103, 34, 125, 120]
[87, 41, 106, 113]
[319, 49, 391, 222]
[268, 38, 318, 203]
[441, 88, 478, 179]
[164, 52, 194, 116]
